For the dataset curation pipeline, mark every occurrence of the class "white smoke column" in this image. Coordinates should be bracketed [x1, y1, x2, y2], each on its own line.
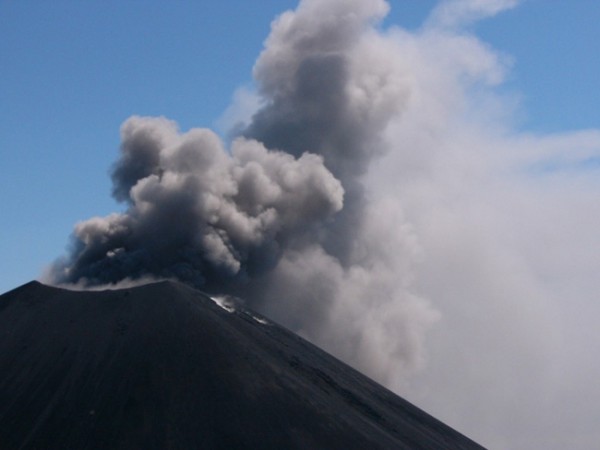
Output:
[242, 0, 440, 383]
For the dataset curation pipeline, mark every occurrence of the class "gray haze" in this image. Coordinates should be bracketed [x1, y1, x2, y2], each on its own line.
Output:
[49, 0, 600, 448]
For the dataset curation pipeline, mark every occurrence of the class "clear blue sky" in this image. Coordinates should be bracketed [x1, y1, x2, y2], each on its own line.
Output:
[1, 1, 599, 294]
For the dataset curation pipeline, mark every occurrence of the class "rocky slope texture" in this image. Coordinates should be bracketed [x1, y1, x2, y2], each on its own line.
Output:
[0, 281, 485, 449]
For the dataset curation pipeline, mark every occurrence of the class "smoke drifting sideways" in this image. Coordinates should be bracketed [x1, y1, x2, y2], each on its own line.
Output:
[49, 0, 439, 384]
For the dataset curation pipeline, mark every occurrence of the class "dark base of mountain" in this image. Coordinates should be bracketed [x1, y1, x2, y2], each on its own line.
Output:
[0, 281, 485, 449]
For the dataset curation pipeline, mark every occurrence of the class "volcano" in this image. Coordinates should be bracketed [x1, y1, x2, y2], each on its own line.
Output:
[0, 281, 484, 449]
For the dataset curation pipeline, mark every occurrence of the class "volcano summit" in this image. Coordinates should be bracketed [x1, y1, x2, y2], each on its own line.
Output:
[0, 281, 483, 449]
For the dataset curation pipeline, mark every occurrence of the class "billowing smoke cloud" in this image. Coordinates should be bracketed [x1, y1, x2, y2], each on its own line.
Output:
[49, 0, 600, 448]
[50, 0, 438, 384]
[51, 117, 344, 289]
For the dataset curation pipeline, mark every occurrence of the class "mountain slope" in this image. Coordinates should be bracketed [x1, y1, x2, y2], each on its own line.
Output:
[0, 281, 485, 449]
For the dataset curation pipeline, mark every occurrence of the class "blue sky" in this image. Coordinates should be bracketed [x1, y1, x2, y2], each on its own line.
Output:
[2, 2, 600, 448]
[1, 1, 599, 294]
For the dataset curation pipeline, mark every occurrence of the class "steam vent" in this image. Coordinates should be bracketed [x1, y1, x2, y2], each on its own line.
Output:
[0, 281, 485, 449]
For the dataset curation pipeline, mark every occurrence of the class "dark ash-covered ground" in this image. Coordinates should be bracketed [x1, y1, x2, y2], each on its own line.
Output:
[0, 281, 485, 449]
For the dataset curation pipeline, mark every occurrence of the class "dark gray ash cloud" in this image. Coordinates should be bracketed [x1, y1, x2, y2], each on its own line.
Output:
[52, 116, 343, 289]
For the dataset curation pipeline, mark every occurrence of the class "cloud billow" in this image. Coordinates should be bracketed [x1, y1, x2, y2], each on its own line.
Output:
[53, 116, 344, 289]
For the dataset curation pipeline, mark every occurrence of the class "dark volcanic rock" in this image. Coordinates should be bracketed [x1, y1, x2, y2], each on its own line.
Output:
[0, 281, 485, 449]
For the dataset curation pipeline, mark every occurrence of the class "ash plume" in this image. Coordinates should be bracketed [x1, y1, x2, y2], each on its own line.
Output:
[52, 117, 344, 289]
[50, 0, 438, 385]
[46, 0, 600, 448]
